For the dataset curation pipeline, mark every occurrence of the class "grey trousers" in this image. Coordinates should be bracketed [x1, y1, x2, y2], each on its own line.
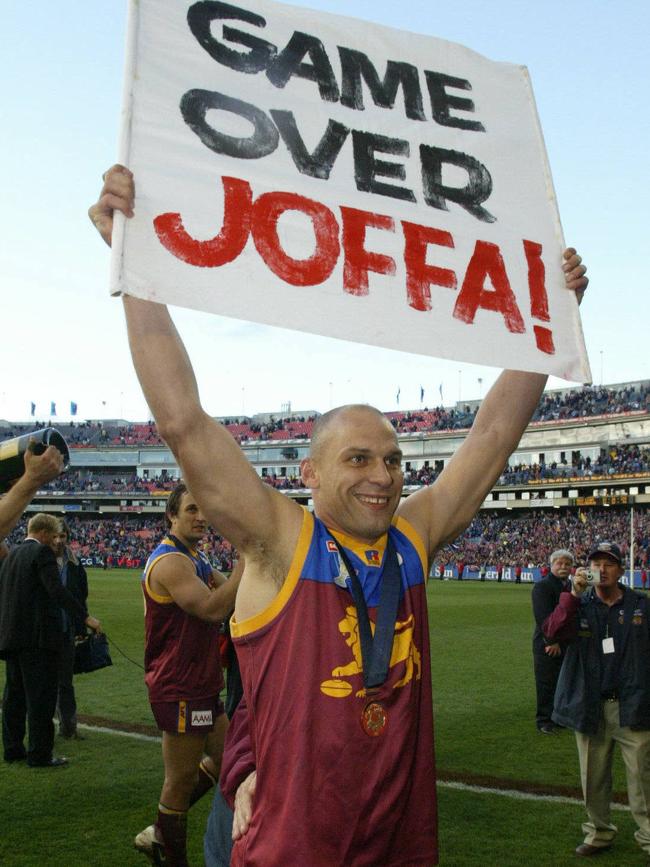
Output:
[575, 699, 650, 854]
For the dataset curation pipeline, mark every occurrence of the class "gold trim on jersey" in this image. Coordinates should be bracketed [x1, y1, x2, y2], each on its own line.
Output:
[231, 507, 313, 638]
[143, 547, 189, 605]
[178, 700, 187, 734]
[329, 527, 388, 564]
[162, 535, 200, 558]
[393, 516, 429, 581]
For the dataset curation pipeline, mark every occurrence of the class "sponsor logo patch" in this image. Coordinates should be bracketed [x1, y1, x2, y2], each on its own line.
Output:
[191, 709, 213, 726]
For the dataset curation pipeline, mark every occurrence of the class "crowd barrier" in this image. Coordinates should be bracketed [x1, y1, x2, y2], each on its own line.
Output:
[79, 556, 144, 569]
[431, 564, 648, 589]
[80, 557, 649, 588]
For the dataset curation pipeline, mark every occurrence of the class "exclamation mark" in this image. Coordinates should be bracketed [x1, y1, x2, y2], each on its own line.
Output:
[523, 240, 555, 354]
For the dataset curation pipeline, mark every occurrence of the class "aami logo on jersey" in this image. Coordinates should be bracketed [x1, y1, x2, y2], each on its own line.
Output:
[191, 710, 213, 726]
[365, 549, 380, 565]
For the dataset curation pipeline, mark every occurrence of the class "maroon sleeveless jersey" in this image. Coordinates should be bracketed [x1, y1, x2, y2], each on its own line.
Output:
[142, 535, 223, 703]
[231, 509, 438, 866]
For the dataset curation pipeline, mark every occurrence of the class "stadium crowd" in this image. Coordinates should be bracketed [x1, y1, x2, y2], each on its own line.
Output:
[5, 507, 648, 572]
[5, 516, 236, 572]
[4, 442, 647, 499]
[2, 381, 649, 448]
[497, 443, 650, 485]
[38, 470, 179, 495]
[390, 443, 650, 490]
[441, 507, 650, 570]
[3, 381, 648, 574]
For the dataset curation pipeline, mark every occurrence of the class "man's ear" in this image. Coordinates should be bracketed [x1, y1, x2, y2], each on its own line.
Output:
[301, 457, 319, 489]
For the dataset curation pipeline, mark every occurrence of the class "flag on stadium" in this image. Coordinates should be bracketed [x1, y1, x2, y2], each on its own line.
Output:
[70, 401, 78, 416]
[30, 402, 35, 417]
[50, 401, 56, 416]
[396, 387, 401, 405]
[420, 386, 425, 403]
[439, 384, 444, 403]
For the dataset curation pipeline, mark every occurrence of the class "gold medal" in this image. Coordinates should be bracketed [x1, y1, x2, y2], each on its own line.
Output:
[361, 701, 387, 737]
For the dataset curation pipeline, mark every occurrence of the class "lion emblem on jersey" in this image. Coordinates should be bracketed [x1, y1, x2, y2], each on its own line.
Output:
[320, 606, 422, 698]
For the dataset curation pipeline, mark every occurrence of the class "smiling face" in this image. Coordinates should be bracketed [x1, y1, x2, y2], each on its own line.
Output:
[302, 406, 404, 543]
[169, 490, 207, 548]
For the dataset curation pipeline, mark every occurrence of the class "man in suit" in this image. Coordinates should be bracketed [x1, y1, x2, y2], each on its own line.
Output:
[0, 513, 100, 767]
[53, 519, 101, 739]
[531, 548, 573, 733]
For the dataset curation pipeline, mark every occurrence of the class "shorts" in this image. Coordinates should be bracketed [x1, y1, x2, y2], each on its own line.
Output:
[151, 695, 225, 734]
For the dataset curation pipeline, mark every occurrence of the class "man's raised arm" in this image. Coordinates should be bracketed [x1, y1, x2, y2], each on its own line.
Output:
[88, 166, 302, 562]
[399, 248, 588, 558]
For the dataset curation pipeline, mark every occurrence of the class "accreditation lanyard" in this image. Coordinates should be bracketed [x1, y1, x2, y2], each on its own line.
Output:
[331, 533, 402, 690]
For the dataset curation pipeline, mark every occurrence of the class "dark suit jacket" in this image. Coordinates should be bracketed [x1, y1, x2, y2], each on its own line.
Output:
[63, 553, 89, 635]
[0, 539, 87, 657]
[531, 572, 568, 655]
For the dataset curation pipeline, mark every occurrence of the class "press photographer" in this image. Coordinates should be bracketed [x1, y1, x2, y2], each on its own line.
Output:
[543, 542, 650, 860]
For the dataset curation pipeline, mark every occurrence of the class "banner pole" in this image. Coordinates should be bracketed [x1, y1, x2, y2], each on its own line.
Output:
[110, 0, 140, 298]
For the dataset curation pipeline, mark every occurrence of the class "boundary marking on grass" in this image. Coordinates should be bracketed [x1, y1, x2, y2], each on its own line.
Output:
[77, 722, 160, 743]
[439, 780, 629, 812]
[74, 721, 631, 813]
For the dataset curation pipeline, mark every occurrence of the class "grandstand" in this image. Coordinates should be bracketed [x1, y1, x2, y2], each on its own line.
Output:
[2, 380, 649, 578]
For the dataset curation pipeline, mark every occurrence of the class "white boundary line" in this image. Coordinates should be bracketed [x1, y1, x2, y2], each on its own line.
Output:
[75, 721, 631, 812]
[439, 779, 630, 812]
[77, 722, 160, 743]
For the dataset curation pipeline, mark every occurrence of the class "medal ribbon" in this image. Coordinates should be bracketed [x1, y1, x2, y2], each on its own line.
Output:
[331, 533, 402, 690]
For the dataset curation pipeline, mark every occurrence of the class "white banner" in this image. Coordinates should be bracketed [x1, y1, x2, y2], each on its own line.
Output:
[112, 0, 591, 382]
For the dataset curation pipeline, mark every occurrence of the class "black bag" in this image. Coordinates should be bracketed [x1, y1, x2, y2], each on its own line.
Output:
[73, 631, 113, 675]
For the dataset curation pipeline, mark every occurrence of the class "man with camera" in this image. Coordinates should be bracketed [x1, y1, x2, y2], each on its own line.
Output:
[544, 541, 650, 859]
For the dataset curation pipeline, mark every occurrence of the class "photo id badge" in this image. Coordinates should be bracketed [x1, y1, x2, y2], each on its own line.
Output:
[602, 637, 615, 654]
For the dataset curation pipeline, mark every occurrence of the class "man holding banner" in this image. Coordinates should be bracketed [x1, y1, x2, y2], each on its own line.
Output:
[89, 163, 587, 865]
[90, 3, 593, 862]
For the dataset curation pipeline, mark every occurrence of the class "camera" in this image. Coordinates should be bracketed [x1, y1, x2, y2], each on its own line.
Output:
[0, 427, 69, 493]
[585, 568, 601, 586]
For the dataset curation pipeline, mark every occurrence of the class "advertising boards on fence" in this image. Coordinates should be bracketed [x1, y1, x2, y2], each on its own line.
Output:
[112, 0, 590, 381]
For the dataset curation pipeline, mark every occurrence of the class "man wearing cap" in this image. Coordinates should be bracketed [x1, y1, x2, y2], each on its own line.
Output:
[544, 541, 650, 859]
[531, 548, 573, 733]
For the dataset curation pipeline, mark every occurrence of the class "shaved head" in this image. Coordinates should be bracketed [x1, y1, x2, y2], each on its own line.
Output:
[302, 403, 404, 542]
[310, 404, 396, 462]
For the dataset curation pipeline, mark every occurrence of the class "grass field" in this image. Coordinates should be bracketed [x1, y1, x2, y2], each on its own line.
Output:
[1, 572, 646, 866]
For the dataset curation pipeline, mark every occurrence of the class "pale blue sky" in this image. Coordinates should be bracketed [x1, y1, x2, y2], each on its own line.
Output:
[1, 0, 648, 422]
